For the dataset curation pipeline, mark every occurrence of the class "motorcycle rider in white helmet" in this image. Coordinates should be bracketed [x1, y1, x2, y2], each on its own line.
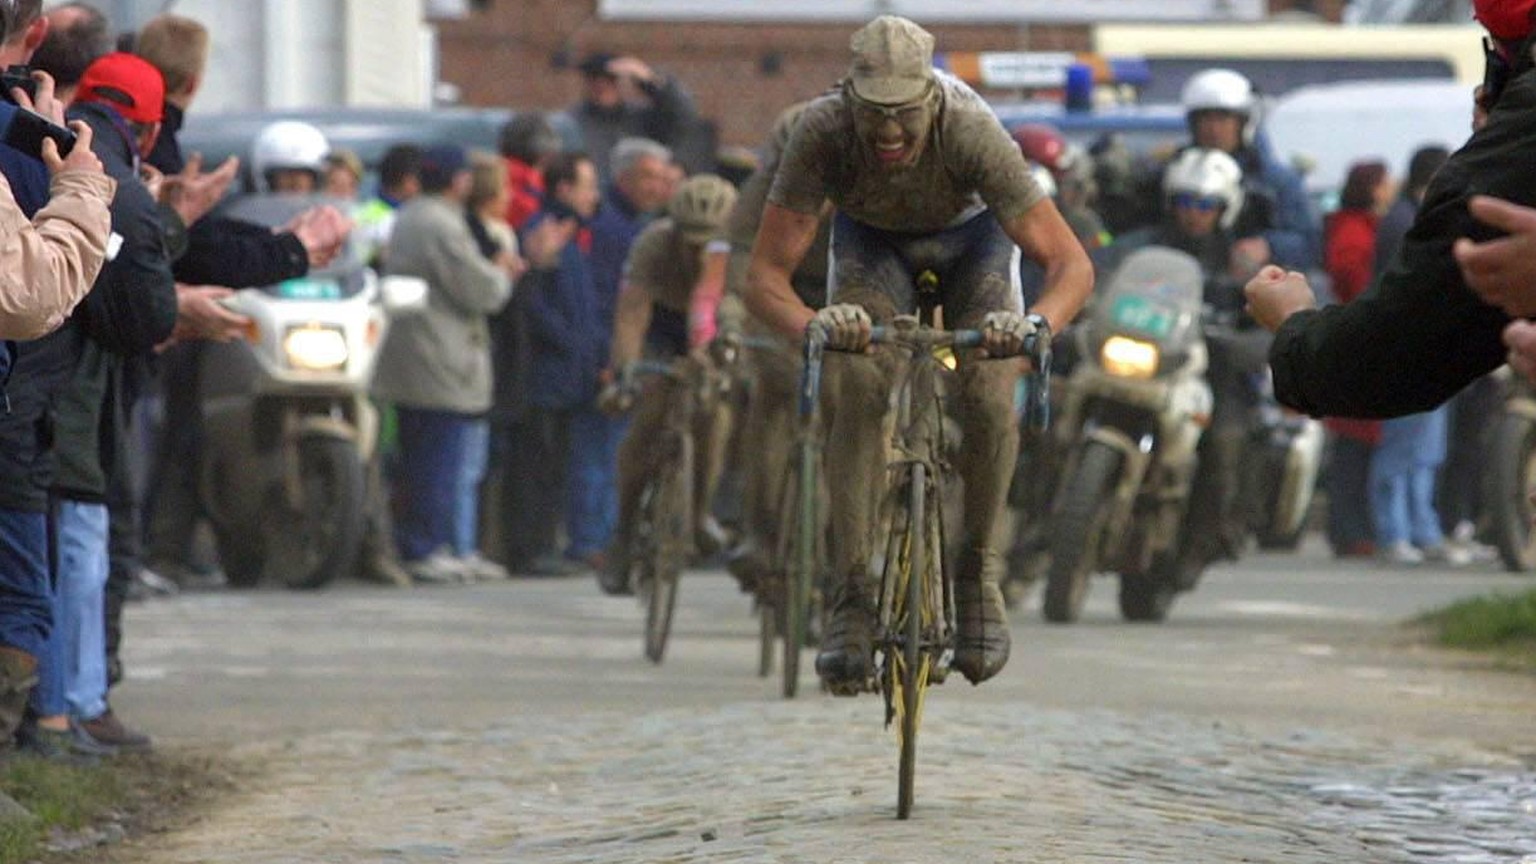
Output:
[1100, 146, 1271, 591]
[250, 119, 332, 196]
[1178, 68, 1319, 274]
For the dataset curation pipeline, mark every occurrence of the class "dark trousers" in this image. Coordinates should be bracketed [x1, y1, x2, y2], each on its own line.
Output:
[1326, 436, 1376, 553]
[488, 410, 568, 568]
[392, 407, 472, 562]
[1438, 374, 1500, 532]
[106, 354, 152, 687]
[144, 342, 205, 568]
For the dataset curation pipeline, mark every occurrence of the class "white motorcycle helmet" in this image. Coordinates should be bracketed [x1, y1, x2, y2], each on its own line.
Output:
[251, 120, 331, 194]
[1164, 147, 1245, 230]
[1180, 68, 1258, 144]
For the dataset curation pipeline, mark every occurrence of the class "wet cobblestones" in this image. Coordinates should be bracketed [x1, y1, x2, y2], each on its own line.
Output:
[138, 700, 1535, 863]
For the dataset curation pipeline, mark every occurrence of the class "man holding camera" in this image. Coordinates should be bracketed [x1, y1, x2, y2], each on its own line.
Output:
[0, 0, 117, 755]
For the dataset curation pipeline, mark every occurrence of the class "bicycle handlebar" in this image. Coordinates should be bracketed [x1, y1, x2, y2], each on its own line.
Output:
[800, 319, 1053, 431]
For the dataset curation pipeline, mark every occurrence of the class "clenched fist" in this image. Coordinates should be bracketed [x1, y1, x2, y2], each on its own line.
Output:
[1243, 265, 1316, 333]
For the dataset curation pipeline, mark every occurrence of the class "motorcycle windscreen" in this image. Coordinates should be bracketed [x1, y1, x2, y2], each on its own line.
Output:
[1093, 246, 1204, 351]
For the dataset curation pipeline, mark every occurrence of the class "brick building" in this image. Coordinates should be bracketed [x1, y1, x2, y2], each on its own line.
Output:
[434, 1, 1091, 150]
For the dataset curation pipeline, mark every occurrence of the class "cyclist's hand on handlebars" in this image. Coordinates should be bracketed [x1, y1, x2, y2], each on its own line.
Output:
[811, 304, 872, 352]
[597, 380, 634, 415]
[979, 310, 1032, 359]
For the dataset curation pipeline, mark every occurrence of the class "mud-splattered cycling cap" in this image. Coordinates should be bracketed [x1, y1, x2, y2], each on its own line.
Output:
[848, 15, 934, 106]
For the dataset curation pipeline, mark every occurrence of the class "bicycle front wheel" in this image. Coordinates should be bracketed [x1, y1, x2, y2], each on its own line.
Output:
[644, 434, 694, 664]
[891, 462, 933, 820]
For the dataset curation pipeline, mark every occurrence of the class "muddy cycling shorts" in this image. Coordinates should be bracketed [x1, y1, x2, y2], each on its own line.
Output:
[828, 210, 1023, 327]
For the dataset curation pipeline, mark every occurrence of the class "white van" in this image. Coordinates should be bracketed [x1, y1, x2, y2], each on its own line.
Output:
[1262, 78, 1473, 211]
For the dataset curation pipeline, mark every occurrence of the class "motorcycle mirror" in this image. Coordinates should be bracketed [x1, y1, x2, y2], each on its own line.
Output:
[379, 275, 429, 314]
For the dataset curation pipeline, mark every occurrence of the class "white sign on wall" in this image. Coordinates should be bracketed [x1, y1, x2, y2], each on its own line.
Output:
[598, 0, 1265, 22]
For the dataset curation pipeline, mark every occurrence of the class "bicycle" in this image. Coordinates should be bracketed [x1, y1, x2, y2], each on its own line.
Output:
[748, 335, 826, 699]
[803, 301, 1049, 819]
[618, 353, 732, 664]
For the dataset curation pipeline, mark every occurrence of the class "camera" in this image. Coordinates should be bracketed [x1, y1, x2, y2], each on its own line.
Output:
[1, 65, 36, 104]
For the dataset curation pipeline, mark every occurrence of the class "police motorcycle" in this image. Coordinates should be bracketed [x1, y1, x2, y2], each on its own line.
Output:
[1027, 246, 1213, 623]
[195, 121, 426, 589]
[1241, 367, 1324, 550]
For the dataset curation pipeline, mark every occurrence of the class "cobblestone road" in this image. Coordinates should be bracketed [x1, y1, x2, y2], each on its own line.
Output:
[111, 544, 1536, 862]
[129, 702, 1536, 863]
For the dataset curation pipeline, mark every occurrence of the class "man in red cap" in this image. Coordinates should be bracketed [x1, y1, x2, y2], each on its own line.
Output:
[14, 50, 180, 760]
[75, 51, 164, 160]
[1244, 1, 1536, 416]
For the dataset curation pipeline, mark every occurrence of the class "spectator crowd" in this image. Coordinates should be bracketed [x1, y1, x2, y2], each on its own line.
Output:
[0, 0, 1521, 778]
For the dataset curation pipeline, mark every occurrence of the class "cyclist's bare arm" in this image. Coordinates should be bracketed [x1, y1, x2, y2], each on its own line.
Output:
[746, 202, 821, 342]
[688, 247, 728, 349]
[1001, 198, 1094, 335]
[611, 280, 655, 371]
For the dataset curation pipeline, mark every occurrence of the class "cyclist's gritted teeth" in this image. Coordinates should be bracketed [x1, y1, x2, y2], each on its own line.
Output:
[857, 108, 932, 169]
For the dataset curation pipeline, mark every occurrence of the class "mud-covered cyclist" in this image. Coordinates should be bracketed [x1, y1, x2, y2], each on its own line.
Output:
[744, 16, 1093, 690]
[599, 174, 740, 596]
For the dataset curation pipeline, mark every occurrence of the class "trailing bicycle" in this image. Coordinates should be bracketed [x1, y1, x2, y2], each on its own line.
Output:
[731, 332, 827, 699]
[612, 353, 734, 664]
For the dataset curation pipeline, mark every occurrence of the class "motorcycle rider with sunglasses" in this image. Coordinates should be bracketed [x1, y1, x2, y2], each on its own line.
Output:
[1095, 147, 1274, 587]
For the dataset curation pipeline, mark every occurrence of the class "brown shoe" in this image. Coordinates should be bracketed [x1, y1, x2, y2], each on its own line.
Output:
[76, 709, 152, 752]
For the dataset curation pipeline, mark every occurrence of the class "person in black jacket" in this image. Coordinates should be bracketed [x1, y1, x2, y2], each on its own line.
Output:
[20, 52, 177, 758]
[133, 13, 359, 607]
[1245, 0, 1536, 421]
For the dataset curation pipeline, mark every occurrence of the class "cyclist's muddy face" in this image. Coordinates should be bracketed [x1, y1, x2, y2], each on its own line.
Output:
[851, 88, 935, 170]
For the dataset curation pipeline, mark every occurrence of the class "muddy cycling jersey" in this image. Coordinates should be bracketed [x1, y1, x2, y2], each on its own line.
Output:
[625, 217, 728, 354]
[768, 72, 1046, 234]
[727, 101, 829, 308]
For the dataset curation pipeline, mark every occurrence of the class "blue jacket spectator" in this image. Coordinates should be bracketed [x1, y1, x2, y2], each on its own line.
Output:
[524, 208, 604, 411]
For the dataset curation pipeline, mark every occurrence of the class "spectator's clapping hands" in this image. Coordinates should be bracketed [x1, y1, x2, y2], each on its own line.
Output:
[1454, 195, 1536, 317]
[494, 248, 528, 283]
[522, 217, 577, 269]
[162, 284, 252, 349]
[283, 205, 352, 269]
[1243, 265, 1316, 332]
[161, 153, 239, 227]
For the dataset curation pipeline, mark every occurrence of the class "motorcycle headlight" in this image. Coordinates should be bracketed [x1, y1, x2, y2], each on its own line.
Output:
[1101, 336, 1159, 379]
[283, 325, 349, 371]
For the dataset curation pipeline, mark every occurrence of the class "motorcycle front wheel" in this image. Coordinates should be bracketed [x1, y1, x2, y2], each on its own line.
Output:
[1043, 441, 1121, 623]
[273, 435, 366, 590]
[1485, 410, 1536, 572]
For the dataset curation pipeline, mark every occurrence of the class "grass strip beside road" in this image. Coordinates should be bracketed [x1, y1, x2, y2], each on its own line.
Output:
[0, 749, 243, 864]
[1420, 587, 1536, 663]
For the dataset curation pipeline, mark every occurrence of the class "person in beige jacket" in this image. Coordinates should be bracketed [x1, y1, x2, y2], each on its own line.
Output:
[372, 144, 516, 583]
[0, 88, 114, 340]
